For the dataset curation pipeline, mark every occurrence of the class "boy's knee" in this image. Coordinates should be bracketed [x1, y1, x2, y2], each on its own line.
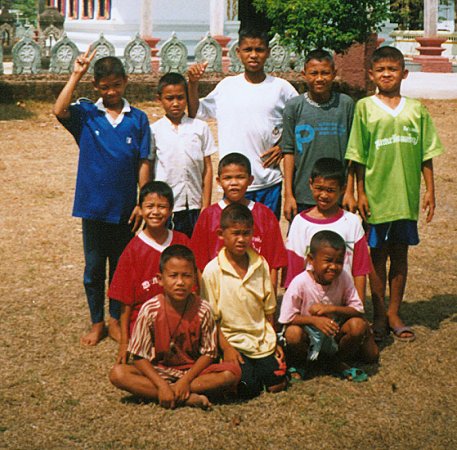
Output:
[344, 317, 369, 338]
[284, 325, 305, 345]
[109, 363, 126, 388]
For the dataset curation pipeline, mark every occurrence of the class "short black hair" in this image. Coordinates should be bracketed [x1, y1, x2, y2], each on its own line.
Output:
[371, 46, 405, 69]
[238, 28, 269, 48]
[218, 152, 252, 176]
[159, 244, 196, 273]
[157, 72, 187, 96]
[93, 56, 126, 82]
[309, 230, 346, 256]
[220, 203, 254, 229]
[304, 49, 335, 69]
[310, 158, 346, 187]
[139, 181, 174, 209]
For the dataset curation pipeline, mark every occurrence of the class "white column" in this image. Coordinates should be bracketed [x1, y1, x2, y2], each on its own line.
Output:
[140, 0, 153, 38]
[424, 0, 438, 37]
[210, 0, 225, 36]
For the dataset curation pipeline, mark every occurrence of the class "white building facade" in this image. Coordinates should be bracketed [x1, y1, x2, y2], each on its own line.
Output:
[47, 0, 241, 55]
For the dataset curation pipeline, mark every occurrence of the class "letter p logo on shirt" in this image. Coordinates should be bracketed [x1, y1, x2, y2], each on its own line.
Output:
[295, 124, 315, 153]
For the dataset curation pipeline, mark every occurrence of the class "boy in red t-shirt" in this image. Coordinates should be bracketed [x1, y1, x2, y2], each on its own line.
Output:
[190, 153, 287, 290]
[109, 181, 190, 363]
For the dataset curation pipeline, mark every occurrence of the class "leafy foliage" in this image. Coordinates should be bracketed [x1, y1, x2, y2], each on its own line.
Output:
[252, 0, 390, 54]
[390, 0, 423, 29]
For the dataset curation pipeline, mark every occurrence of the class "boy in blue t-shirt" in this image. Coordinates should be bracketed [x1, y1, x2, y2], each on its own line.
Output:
[54, 50, 151, 346]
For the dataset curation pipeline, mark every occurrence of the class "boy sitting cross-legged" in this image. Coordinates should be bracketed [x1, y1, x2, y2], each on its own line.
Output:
[108, 181, 190, 364]
[109, 245, 241, 410]
[191, 152, 287, 290]
[285, 158, 371, 303]
[201, 204, 287, 399]
[279, 231, 379, 382]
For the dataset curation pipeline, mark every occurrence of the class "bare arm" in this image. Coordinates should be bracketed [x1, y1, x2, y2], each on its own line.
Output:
[283, 153, 297, 222]
[201, 155, 213, 210]
[354, 162, 370, 221]
[53, 48, 96, 119]
[128, 159, 151, 233]
[187, 62, 208, 118]
[218, 323, 244, 365]
[116, 304, 132, 364]
[353, 275, 367, 306]
[342, 162, 357, 213]
[421, 159, 436, 223]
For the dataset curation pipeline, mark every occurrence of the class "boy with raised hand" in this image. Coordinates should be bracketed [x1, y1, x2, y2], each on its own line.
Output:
[151, 72, 216, 238]
[282, 49, 355, 221]
[346, 46, 444, 342]
[187, 28, 298, 219]
[285, 158, 371, 303]
[201, 204, 287, 399]
[109, 245, 241, 410]
[190, 153, 287, 290]
[53, 51, 151, 346]
[279, 231, 378, 382]
[108, 181, 190, 364]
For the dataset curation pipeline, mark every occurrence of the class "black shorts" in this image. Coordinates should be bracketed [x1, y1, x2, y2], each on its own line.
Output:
[238, 352, 286, 399]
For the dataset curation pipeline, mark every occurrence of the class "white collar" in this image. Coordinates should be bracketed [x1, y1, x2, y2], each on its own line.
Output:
[371, 95, 406, 117]
[95, 97, 131, 114]
[218, 200, 255, 211]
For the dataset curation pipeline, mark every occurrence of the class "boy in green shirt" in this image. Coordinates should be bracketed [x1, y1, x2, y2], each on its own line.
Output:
[345, 46, 444, 342]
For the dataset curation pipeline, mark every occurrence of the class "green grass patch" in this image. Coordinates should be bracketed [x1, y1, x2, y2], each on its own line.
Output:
[0, 103, 36, 120]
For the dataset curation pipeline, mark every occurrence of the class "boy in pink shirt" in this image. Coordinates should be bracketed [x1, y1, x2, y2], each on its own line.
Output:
[279, 230, 378, 382]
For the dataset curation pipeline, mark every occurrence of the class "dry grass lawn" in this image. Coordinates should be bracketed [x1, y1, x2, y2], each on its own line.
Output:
[0, 99, 456, 449]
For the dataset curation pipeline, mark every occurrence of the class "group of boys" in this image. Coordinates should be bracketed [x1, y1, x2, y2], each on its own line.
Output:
[54, 28, 443, 409]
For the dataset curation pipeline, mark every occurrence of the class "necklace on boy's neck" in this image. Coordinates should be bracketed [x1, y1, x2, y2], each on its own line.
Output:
[165, 297, 190, 353]
[304, 92, 335, 108]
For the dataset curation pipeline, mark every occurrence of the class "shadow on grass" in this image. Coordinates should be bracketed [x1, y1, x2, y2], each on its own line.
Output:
[365, 294, 457, 330]
[0, 104, 36, 121]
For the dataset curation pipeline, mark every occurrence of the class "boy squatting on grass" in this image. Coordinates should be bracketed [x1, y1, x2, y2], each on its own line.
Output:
[53, 51, 151, 346]
[201, 203, 287, 399]
[108, 181, 190, 364]
[187, 28, 298, 219]
[109, 245, 241, 410]
[150, 72, 217, 238]
[190, 152, 287, 292]
[279, 230, 379, 382]
[285, 158, 371, 303]
[346, 46, 445, 343]
[282, 49, 356, 221]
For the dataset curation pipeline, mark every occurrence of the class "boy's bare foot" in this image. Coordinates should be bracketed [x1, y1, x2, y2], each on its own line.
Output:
[108, 318, 121, 343]
[372, 316, 389, 343]
[185, 393, 212, 410]
[80, 322, 106, 346]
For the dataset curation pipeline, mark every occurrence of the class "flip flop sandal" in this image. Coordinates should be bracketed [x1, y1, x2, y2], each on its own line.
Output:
[391, 326, 416, 342]
[287, 366, 305, 383]
[340, 367, 368, 383]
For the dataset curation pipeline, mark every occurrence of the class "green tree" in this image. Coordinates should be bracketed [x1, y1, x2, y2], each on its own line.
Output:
[252, 0, 390, 53]
[390, 0, 423, 29]
[4, 0, 38, 24]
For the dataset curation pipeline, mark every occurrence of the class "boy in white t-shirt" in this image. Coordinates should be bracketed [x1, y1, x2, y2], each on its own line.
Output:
[187, 28, 298, 219]
[279, 230, 378, 382]
[285, 158, 371, 303]
[151, 72, 217, 237]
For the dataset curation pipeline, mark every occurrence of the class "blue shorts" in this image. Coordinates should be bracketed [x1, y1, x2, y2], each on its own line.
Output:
[367, 220, 419, 248]
[245, 182, 282, 220]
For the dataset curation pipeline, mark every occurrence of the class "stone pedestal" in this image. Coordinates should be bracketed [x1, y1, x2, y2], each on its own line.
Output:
[412, 37, 452, 72]
[143, 36, 160, 72]
[213, 35, 231, 72]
